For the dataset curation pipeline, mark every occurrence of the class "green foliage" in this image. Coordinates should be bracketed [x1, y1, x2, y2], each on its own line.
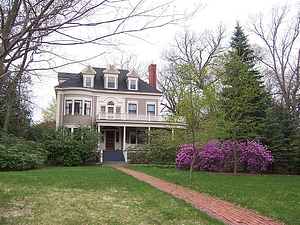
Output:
[219, 24, 269, 142]
[41, 97, 57, 122]
[28, 123, 102, 166]
[145, 129, 182, 165]
[0, 136, 47, 171]
[261, 102, 300, 172]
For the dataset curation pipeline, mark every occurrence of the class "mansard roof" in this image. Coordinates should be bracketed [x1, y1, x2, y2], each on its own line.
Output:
[56, 67, 161, 94]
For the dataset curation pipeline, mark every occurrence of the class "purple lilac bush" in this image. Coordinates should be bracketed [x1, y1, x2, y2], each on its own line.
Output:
[175, 140, 275, 173]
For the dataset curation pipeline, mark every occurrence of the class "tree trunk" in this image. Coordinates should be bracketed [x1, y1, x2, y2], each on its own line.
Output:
[189, 130, 196, 180]
[233, 123, 237, 175]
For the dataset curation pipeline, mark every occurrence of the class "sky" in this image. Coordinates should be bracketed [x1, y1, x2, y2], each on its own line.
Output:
[32, 0, 299, 122]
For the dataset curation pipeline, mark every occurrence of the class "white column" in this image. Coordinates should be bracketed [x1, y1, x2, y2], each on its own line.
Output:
[123, 126, 126, 150]
[123, 126, 127, 162]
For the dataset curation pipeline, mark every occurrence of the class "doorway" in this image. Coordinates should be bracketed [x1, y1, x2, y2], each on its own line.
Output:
[106, 131, 115, 150]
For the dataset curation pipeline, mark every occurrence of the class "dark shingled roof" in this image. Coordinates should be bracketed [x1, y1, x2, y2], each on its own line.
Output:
[56, 67, 161, 94]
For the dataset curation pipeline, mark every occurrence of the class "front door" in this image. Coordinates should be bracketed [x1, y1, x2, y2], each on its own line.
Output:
[106, 131, 115, 150]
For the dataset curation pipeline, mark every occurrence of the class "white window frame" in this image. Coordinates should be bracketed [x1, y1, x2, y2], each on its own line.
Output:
[84, 101, 91, 116]
[146, 102, 156, 115]
[147, 104, 155, 115]
[128, 78, 138, 90]
[128, 101, 138, 114]
[83, 75, 94, 87]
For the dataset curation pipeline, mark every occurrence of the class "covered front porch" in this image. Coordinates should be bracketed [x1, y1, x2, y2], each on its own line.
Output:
[94, 116, 173, 162]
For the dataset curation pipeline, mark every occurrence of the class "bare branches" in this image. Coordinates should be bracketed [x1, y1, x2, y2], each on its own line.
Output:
[248, 3, 300, 124]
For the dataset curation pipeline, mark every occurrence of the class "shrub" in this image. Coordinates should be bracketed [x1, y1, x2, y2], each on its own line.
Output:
[145, 129, 182, 165]
[174, 143, 202, 170]
[0, 137, 47, 171]
[175, 140, 275, 173]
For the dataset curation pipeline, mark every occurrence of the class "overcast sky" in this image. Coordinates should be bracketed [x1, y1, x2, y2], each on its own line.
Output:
[32, 0, 299, 122]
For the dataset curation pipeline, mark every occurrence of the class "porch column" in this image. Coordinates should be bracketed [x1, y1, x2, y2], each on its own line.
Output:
[123, 126, 126, 150]
[97, 125, 103, 163]
[123, 126, 127, 162]
[148, 127, 151, 144]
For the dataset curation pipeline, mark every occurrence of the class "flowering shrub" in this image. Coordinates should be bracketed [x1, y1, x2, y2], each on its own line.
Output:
[175, 140, 275, 173]
[174, 144, 202, 170]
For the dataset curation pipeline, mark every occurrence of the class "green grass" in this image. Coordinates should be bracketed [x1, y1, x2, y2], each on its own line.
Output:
[0, 166, 223, 225]
[127, 166, 300, 225]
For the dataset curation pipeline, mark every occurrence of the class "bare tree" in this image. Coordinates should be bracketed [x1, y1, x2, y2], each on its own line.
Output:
[0, 0, 199, 136]
[248, 4, 300, 125]
[158, 25, 227, 114]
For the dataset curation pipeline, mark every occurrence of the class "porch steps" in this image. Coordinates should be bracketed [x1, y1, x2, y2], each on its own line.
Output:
[103, 150, 125, 162]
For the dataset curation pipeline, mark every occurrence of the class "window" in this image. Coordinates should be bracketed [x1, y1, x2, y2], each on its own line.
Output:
[147, 104, 155, 115]
[66, 100, 72, 115]
[130, 80, 137, 90]
[84, 101, 91, 116]
[101, 106, 106, 113]
[128, 103, 137, 114]
[74, 100, 82, 114]
[116, 107, 121, 114]
[108, 77, 115, 88]
[130, 134, 137, 144]
[107, 101, 114, 113]
[85, 77, 92, 87]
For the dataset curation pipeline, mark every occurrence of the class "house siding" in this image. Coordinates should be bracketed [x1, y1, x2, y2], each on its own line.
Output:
[63, 115, 92, 126]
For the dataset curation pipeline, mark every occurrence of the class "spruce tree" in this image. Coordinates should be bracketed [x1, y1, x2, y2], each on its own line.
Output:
[220, 23, 269, 143]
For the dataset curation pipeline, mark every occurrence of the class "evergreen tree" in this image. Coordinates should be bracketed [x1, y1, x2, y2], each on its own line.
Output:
[220, 23, 269, 142]
[263, 103, 299, 172]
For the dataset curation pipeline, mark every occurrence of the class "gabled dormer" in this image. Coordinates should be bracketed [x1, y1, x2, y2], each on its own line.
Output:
[124, 69, 139, 90]
[102, 65, 120, 89]
[82, 66, 96, 88]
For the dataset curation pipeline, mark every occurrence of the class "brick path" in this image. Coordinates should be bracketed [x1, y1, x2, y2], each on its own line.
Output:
[115, 167, 283, 225]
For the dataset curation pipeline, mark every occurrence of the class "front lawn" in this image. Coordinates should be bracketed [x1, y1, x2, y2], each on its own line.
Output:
[128, 166, 300, 225]
[0, 166, 223, 225]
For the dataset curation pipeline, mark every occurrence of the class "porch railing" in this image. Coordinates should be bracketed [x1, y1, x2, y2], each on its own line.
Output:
[95, 113, 166, 122]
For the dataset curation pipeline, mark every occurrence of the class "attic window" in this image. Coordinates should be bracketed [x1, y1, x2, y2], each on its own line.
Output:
[130, 80, 137, 90]
[108, 77, 115, 88]
[85, 77, 92, 87]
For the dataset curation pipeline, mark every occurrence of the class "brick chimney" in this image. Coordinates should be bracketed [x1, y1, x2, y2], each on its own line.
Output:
[148, 64, 157, 89]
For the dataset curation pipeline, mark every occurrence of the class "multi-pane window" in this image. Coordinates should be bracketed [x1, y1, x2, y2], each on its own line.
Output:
[66, 100, 72, 115]
[147, 104, 155, 115]
[101, 106, 106, 113]
[84, 101, 91, 115]
[107, 101, 114, 113]
[85, 77, 92, 87]
[128, 103, 137, 114]
[74, 100, 82, 114]
[108, 77, 115, 88]
[130, 80, 137, 90]
[116, 107, 121, 114]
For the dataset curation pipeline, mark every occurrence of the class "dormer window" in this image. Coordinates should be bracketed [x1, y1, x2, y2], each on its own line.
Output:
[107, 77, 116, 89]
[82, 66, 96, 88]
[130, 80, 137, 90]
[124, 69, 140, 91]
[102, 65, 120, 90]
[85, 77, 92, 87]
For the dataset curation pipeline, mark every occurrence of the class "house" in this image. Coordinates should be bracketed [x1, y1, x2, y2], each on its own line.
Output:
[55, 64, 180, 163]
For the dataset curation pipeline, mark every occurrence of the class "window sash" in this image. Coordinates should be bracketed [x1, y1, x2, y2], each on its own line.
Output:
[66, 100, 72, 115]
[85, 77, 92, 87]
[147, 104, 155, 115]
[128, 103, 137, 114]
[130, 80, 136, 89]
[101, 106, 106, 113]
[74, 100, 82, 114]
[84, 101, 91, 115]
[108, 77, 115, 88]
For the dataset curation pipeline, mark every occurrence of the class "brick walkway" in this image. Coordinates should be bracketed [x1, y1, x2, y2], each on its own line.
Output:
[115, 167, 283, 225]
